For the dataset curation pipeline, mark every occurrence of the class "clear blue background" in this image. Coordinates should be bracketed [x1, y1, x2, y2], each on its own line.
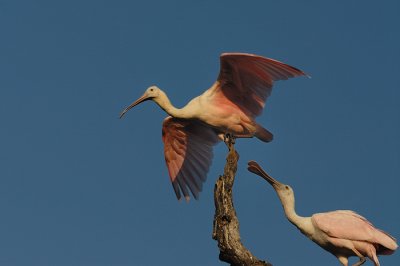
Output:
[1, 1, 399, 265]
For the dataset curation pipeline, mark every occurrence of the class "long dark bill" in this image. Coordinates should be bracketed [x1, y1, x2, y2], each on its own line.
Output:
[119, 94, 149, 118]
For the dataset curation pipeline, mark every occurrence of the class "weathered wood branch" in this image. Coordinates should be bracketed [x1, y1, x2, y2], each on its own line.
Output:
[212, 137, 272, 266]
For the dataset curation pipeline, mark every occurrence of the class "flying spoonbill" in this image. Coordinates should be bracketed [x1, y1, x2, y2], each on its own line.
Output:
[120, 53, 306, 200]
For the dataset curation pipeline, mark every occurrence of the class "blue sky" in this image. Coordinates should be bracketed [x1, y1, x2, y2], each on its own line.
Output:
[1, 1, 399, 265]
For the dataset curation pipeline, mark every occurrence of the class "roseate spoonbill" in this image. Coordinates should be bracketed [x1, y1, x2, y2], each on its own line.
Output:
[247, 161, 398, 266]
[120, 53, 307, 201]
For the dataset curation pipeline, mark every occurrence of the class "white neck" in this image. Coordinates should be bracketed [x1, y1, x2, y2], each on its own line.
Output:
[279, 194, 312, 236]
[153, 91, 193, 119]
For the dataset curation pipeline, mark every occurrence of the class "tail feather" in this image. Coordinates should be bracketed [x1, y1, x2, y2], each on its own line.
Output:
[374, 228, 398, 254]
[255, 124, 273, 142]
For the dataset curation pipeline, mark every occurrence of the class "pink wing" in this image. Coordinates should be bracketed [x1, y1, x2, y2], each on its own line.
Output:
[207, 53, 307, 118]
[162, 117, 219, 201]
[312, 210, 398, 253]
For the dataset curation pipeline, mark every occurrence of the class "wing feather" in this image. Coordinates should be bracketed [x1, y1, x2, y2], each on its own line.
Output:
[175, 173, 190, 200]
[184, 143, 210, 182]
[207, 53, 307, 117]
[171, 181, 181, 200]
[184, 153, 208, 182]
[162, 117, 219, 200]
[312, 210, 398, 252]
[179, 166, 202, 193]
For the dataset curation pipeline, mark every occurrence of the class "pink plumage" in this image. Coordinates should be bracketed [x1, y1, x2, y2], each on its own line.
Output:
[162, 117, 218, 200]
[120, 53, 306, 200]
[248, 161, 398, 266]
[312, 210, 397, 261]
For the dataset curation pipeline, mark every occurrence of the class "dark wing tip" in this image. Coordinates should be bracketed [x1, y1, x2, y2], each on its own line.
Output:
[220, 52, 310, 78]
[284, 63, 310, 78]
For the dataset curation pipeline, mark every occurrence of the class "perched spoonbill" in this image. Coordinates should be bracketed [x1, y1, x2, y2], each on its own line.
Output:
[120, 53, 306, 201]
[247, 161, 397, 266]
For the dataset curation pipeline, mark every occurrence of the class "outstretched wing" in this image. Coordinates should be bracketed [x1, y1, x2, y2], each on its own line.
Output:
[162, 117, 220, 201]
[206, 53, 307, 118]
[312, 210, 398, 252]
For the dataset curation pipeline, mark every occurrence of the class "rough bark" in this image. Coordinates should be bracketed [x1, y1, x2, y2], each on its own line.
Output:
[212, 137, 272, 266]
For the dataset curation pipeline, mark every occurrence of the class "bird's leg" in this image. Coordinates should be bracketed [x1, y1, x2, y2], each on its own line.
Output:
[351, 257, 366, 266]
[351, 249, 366, 266]
[337, 256, 348, 266]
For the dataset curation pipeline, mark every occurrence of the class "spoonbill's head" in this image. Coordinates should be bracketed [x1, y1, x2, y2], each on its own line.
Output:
[247, 161, 295, 203]
[120, 86, 162, 118]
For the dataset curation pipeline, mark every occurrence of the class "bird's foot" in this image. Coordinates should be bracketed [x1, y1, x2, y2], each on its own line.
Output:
[352, 257, 366, 266]
[224, 133, 236, 148]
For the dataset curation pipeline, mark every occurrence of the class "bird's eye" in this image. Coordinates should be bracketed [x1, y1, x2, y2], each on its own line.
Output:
[285, 186, 289, 190]
[150, 88, 154, 92]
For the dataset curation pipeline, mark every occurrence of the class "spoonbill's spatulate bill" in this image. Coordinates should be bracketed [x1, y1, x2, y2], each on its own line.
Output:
[247, 161, 397, 266]
[120, 53, 307, 201]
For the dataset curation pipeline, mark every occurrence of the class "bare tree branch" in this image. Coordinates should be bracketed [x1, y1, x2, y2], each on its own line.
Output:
[212, 137, 272, 266]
